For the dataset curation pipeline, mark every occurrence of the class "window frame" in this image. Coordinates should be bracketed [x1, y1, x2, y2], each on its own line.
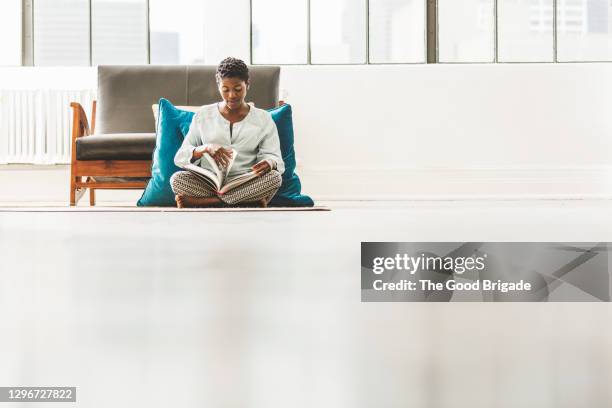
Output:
[18, 0, 612, 66]
[23, 0, 151, 67]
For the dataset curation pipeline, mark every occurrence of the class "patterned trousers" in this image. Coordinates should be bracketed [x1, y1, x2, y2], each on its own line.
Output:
[170, 170, 282, 205]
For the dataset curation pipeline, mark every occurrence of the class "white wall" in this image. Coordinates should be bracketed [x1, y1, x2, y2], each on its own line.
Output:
[283, 63, 612, 167]
[0, 67, 96, 89]
[1, 64, 611, 200]
[280, 64, 612, 199]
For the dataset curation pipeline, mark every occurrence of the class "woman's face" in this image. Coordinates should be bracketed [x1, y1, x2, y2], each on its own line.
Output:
[218, 77, 248, 110]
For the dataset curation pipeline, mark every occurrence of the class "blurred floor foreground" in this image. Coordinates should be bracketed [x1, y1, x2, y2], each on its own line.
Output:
[0, 200, 611, 407]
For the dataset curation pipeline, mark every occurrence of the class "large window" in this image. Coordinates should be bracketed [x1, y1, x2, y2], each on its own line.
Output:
[252, 0, 308, 64]
[310, 0, 367, 64]
[92, 0, 148, 65]
[150, 0, 250, 65]
[369, 0, 426, 63]
[498, 0, 554, 62]
[149, 0, 205, 64]
[33, 0, 90, 66]
[13, 0, 612, 65]
[0, 0, 22, 66]
[557, 0, 612, 61]
[202, 0, 250, 64]
[438, 0, 496, 62]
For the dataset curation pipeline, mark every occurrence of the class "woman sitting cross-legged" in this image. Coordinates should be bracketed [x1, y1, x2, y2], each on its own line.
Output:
[171, 57, 284, 208]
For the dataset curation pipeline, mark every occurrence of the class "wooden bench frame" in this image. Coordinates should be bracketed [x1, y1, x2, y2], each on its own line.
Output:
[69, 101, 152, 206]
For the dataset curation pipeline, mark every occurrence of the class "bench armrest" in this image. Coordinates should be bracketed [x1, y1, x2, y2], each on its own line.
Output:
[70, 102, 92, 141]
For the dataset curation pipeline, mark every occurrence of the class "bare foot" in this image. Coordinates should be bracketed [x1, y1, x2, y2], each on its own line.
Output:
[175, 194, 186, 208]
[175, 194, 223, 208]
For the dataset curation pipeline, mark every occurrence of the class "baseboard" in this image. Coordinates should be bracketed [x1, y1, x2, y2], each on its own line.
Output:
[298, 165, 612, 200]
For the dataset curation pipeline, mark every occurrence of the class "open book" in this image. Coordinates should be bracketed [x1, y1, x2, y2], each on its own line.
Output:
[180, 148, 258, 195]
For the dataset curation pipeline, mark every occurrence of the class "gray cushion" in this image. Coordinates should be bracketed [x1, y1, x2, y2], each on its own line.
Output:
[96, 65, 280, 134]
[76, 133, 156, 160]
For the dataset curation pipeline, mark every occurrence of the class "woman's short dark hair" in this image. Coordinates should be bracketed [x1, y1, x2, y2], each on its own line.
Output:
[216, 57, 249, 83]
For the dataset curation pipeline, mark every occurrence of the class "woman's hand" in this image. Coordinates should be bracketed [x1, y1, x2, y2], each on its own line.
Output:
[194, 144, 233, 168]
[252, 160, 271, 177]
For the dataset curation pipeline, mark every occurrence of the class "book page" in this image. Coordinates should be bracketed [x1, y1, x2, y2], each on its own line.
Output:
[182, 163, 221, 191]
[219, 171, 258, 195]
[227, 149, 238, 172]
[203, 149, 238, 187]
[203, 152, 222, 181]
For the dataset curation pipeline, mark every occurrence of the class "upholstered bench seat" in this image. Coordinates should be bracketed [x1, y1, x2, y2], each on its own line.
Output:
[76, 133, 156, 160]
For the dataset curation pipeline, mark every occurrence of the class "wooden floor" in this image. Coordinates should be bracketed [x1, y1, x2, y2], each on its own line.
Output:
[0, 200, 611, 407]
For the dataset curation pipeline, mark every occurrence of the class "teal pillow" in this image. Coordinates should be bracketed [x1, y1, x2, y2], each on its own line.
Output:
[137, 98, 194, 206]
[137, 100, 313, 207]
[267, 104, 314, 207]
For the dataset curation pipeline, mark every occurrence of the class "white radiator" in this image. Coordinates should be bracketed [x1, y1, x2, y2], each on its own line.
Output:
[0, 89, 96, 164]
